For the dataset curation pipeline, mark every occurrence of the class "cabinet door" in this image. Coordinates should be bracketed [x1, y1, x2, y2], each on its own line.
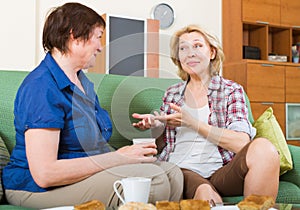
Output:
[246, 63, 285, 102]
[242, 0, 280, 25]
[251, 102, 285, 134]
[281, 0, 300, 27]
[286, 66, 300, 102]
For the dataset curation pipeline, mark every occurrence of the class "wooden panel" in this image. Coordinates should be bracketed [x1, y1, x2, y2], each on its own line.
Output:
[286, 66, 300, 102]
[246, 63, 285, 102]
[269, 27, 291, 59]
[292, 28, 300, 46]
[222, 62, 247, 90]
[222, 0, 243, 64]
[247, 24, 268, 60]
[281, 0, 300, 27]
[251, 102, 285, 134]
[287, 140, 300, 146]
[146, 19, 159, 78]
[89, 14, 107, 74]
[242, 0, 280, 25]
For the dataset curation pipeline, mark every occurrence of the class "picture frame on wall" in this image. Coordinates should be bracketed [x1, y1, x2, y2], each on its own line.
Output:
[286, 103, 300, 140]
[88, 13, 159, 78]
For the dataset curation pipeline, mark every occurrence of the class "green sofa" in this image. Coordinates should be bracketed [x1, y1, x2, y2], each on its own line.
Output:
[0, 70, 299, 209]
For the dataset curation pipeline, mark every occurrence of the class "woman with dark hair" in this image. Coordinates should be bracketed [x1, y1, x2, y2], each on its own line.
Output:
[133, 24, 280, 203]
[2, 3, 183, 209]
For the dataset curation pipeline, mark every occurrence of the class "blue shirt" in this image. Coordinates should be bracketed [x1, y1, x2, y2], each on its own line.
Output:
[3, 53, 112, 192]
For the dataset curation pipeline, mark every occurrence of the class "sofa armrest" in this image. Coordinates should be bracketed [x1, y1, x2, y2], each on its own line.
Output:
[280, 145, 300, 188]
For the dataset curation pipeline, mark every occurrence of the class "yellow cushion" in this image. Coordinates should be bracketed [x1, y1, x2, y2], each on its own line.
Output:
[253, 107, 293, 175]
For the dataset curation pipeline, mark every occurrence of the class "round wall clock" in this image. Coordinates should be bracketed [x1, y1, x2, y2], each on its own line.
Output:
[151, 3, 175, 29]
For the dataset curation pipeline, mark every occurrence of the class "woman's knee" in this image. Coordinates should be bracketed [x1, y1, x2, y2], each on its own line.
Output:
[196, 184, 214, 192]
[193, 183, 222, 202]
[246, 138, 280, 166]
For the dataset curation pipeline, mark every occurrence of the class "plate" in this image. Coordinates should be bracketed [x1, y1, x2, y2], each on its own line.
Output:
[42, 206, 73, 210]
[212, 206, 277, 210]
[212, 206, 238, 210]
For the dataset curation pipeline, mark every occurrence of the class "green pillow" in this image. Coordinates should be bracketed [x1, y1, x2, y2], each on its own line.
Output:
[253, 107, 293, 175]
[0, 135, 10, 202]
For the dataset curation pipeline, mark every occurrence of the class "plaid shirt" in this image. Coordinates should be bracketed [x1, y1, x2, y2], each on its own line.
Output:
[158, 76, 256, 165]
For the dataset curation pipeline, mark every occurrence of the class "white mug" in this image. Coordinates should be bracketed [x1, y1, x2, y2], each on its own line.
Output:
[133, 138, 156, 157]
[132, 138, 156, 145]
[113, 177, 151, 204]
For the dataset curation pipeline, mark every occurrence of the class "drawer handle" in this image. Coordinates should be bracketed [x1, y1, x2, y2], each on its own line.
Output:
[261, 64, 274, 67]
[261, 102, 274, 105]
[256, 20, 269, 25]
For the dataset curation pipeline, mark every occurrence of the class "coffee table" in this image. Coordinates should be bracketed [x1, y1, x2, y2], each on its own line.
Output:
[106, 203, 300, 209]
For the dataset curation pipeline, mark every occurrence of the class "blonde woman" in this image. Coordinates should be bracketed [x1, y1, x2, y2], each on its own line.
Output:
[133, 25, 280, 203]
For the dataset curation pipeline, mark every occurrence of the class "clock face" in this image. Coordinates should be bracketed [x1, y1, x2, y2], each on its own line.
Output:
[152, 3, 175, 29]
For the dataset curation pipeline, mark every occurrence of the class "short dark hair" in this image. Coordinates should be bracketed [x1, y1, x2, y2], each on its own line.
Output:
[42, 2, 106, 54]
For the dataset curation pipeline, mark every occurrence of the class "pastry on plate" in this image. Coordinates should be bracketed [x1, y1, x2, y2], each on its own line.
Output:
[74, 199, 105, 210]
[118, 202, 156, 210]
[237, 194, 275, 210]
[156, 200, 180, 209]
[180, 199, 210, 210]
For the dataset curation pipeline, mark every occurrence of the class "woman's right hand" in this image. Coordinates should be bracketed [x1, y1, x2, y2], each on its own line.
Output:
[132, 112, 163, 130]
[116, 142, 157, 163]
[132, 113, 154, 130]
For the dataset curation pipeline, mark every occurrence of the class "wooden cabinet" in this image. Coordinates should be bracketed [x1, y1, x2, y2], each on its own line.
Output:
[246, 63, 285, 102]
[225, 0, 300, 63]
[223, 62, 285, 102]
[281, 0, 300, 27]
[243, 24, 291, 61]
[286, 66, 300, 102]
[222, 0, 243, 63]
[242, 0, 300, 27]
[251, 102, 285, 134]
[242, 0, 280, 25]
[223, 0, 300, 146]
[223, 61, 285, 132]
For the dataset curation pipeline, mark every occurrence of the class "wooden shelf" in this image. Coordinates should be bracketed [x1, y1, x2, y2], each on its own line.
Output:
[223, 0, 300, 144]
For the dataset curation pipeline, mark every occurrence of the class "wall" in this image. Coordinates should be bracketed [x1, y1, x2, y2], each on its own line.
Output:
[0, 1, 36, 71]
[0, 0, 222, 77]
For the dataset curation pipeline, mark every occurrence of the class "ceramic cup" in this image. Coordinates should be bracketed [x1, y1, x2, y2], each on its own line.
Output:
[113, 177, 151, 204]
[132, 138, 156, 145]
[133, 138, 156, 157]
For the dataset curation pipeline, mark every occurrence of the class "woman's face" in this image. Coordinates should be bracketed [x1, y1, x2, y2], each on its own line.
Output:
[178, 31, 215, 77]
[73, 26, 104, 70]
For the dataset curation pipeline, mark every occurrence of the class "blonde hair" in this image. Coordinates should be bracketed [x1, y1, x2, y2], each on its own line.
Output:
[170, 24, 225, 80]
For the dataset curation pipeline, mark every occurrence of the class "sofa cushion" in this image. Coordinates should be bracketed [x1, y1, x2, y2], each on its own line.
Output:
[253, 107, 293, 175]
[276, 181, 300, 204]
[222, 181, 300, 204]
[0, 71, 28, 153]
[0, 135, 10, 202]
[91, 73, 179, 149]
[280, 144, 300, 188]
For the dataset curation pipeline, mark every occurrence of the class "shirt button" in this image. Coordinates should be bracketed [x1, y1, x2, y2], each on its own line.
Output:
[95, 110, 98, 113]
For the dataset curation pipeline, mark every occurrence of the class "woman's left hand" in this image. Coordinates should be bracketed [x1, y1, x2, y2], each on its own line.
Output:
[154, 103, 194, 128]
